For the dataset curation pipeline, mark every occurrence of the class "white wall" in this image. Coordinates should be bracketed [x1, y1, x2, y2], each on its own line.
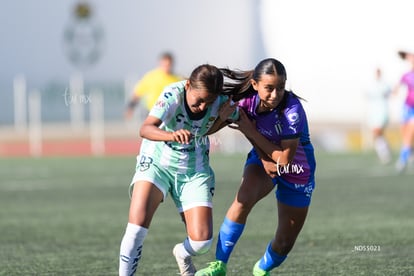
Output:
[1, 0, 412, 125]
[0, 0, 263, 87]
[260, 0, 413, 124]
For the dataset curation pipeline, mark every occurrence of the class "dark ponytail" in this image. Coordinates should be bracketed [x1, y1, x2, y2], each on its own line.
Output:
[220, 68, 256, 101]
[221, 58, 305, 106]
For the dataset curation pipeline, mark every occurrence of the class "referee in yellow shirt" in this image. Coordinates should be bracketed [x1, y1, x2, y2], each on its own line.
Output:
[124, 52, 182, 119]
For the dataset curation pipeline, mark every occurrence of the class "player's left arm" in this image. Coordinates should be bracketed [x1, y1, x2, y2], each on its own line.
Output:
[231, 108, 299, 166]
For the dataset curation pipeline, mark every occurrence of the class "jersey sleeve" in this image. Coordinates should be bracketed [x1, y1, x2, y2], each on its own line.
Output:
[280, 101, 306, 139]
[216, 95, 240, 122]
[148, 85, 179, 121]
[235, 94, 256, 120]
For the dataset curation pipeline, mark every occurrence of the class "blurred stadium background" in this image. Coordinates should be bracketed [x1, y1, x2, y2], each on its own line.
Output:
[1, 2, 413, 275]
[0, 0, 413, 157]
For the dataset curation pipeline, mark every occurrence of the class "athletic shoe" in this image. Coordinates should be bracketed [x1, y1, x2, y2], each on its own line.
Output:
[395, 160, 407, 174]
[252, 261, 270, 276]
[195, 260, 226, 276]
[173, 244, 196, 276]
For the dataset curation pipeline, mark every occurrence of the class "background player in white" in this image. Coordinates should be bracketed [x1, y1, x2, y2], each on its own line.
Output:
[118, 64, 238, 276]
[365, 67, 392, 164]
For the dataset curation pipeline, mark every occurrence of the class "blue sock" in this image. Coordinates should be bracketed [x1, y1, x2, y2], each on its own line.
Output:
[215, 217, 245, 263]
[399, 146, 411, 164]
[258, 242, 287, 271]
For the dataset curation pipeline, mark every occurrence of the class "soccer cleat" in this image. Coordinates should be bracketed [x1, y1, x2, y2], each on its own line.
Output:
[195, 260, 226, 276]
[173, 244, 197, 276]
[252, 261, 270, 276]
[395, 160, 407, 174]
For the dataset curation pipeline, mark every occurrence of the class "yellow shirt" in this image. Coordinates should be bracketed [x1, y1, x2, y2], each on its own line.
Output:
[133, 68, 182, 110]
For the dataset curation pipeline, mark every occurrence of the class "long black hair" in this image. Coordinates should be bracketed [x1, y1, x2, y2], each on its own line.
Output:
[220, 58, 304, 112]
[188, 64, 224, 95]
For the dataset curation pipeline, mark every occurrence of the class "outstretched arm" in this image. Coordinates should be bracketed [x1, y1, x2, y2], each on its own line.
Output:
[124, 94, 141, 119]
[206, 97, 239, 135]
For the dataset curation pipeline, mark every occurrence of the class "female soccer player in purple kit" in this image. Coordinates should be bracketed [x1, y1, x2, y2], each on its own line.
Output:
[196, 58, 316, 276]
[394, 46, 414, 173]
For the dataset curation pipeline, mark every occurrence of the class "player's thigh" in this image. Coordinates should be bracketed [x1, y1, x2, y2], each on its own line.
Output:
[129, 180, 164, 227]
[274, 178, 314, 241]
[183, 206, 213, 241]
[407, 119, 414, 140]
[172, 169, 215, 213]
[237, 164, 274, 204]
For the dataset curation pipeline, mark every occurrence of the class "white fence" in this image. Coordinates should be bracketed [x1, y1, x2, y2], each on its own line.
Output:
[5, 74, 252, 157]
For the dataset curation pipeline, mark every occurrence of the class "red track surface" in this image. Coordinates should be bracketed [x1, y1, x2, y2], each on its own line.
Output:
[0, 139, 141, 157]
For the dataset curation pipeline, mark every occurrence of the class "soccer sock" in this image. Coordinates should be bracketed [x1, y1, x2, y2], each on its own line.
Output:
[119, 223, 148, 276]
[215, 217, 245, 263]
[257, 242, 287, 271]
[184, 237, 213, 256]
[374, 137, 391, 163]
[399, 146, 411, 164]
[175, 237, 213, 258]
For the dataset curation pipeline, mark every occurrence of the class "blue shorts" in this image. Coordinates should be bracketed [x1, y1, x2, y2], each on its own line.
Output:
[245, 149, 315, 208]
[402, 104, 414, 123]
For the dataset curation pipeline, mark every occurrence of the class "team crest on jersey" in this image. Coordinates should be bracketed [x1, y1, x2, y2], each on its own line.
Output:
[287, 112, 299, 124]
[155, 100, 166, 108]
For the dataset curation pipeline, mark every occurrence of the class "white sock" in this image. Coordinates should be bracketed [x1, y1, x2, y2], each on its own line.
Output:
[119, 223, 148, 276]
[374, 137, 391, 163]
[174, 242, 192, 259]
[183, 237, 213, 256]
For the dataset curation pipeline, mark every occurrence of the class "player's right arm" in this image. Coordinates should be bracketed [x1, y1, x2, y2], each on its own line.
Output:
[245, 136, 280, 178]
[124, 94, 140, 119]
[140, 115, 192, 144]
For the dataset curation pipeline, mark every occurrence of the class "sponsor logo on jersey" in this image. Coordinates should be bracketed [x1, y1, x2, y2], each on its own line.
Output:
[274, 123, 283, 135]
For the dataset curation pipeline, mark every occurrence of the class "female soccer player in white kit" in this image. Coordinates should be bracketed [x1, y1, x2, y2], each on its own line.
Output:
[118, 64, 238, 276]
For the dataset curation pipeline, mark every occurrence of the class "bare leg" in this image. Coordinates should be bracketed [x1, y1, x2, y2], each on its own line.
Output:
[183, 206, 213, 241]
[226, 164, 274, 223]
[173, 207, 214, 275]
[119, 181, 164, 276]
[212, 164, 274, 264]
[253, 201, 309, 273]
[272, 201, 308, 255]
[128, 181, 164, 227]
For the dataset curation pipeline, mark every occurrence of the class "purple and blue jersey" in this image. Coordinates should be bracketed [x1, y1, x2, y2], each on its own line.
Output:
[238, 91, 315, 185]
[400, 71, 414, 107]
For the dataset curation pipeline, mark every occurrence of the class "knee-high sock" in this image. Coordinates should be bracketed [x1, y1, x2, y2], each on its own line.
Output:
[119, 223, 148, 276]
[215, 217, 245, 263]
[374, 136, 391, 163]
[257, 242, 287, 271]
[174, 237, 213, 258]
[399, 146, 411, 164]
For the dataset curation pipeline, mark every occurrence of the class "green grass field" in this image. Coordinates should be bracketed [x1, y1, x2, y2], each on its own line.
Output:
[1, 151, 413, 276]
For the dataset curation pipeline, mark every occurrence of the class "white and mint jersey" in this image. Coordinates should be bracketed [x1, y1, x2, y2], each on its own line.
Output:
[139, 80, 234, 175]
